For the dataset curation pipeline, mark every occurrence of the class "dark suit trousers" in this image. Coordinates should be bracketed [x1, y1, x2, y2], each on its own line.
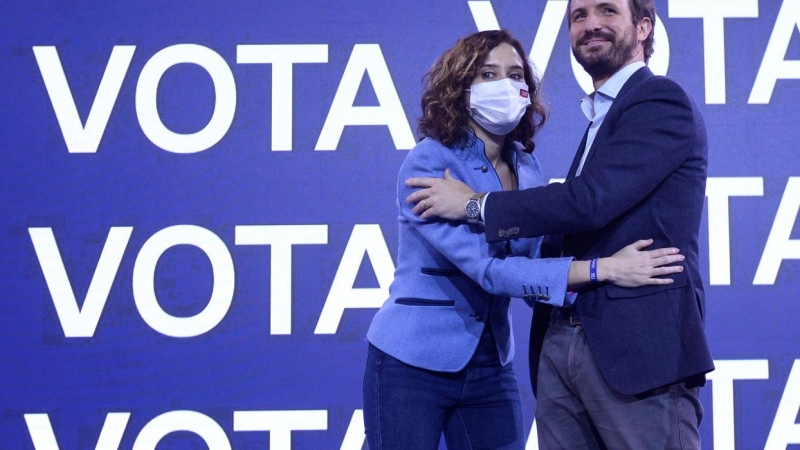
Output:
[534, 317, 704, 450]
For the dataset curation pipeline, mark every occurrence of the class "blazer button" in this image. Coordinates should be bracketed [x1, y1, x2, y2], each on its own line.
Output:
[481, 166, 488, 173]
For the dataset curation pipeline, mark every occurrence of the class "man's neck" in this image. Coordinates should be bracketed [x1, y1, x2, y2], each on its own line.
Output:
[592, 55, 645, 91]
[592, 75, 611, 92]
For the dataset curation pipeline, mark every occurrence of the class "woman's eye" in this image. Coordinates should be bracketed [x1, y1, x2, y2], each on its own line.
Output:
[510, 73, 523, 81]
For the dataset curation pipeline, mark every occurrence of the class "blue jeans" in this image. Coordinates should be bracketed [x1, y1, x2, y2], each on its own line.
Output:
[362, 328, 525, 450]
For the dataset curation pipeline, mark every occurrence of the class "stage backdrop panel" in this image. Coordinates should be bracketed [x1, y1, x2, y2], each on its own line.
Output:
[2, 1, 800, 449]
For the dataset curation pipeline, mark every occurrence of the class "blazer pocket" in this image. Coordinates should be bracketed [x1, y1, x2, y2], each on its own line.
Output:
[395, 297, 456, 307]
[421, 267, 461, 277]
[695, 287, 705, 320]
[605, 270, 687, 299]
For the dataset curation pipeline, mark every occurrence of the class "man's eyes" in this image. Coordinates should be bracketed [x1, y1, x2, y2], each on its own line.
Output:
[571, 7, 616, 21]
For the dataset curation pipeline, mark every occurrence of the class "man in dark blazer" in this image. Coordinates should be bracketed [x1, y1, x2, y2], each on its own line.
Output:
[406, 0, 714, 447]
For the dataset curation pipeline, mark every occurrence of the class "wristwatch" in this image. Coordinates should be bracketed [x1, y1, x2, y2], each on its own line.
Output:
[465, 193, 485, 222]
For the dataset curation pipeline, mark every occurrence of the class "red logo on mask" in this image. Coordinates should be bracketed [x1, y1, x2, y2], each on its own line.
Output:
[520, 89, 529, 98]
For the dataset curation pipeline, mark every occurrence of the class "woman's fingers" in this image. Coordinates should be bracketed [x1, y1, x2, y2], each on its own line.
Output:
[649, 253, 685, 267]
[641, 247, 681, 258]
[654, 265, 683, 275]
[631, 238, 654, 251]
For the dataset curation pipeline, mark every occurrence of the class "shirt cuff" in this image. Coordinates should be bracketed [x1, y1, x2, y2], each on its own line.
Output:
[480, 192, 489, 222]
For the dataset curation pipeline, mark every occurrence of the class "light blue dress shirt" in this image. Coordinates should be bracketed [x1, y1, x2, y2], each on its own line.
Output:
[575, 61, 646, 175]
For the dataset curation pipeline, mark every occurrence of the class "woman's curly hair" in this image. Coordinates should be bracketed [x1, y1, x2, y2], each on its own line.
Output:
[417, 30, 548, 153]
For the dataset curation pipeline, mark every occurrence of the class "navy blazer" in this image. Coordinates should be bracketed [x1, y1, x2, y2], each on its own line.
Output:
[367, 135, 573, 372]
[484, 67, 715, 395]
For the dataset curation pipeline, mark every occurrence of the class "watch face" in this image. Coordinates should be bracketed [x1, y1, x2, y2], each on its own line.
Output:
[466, 199, 480, 219]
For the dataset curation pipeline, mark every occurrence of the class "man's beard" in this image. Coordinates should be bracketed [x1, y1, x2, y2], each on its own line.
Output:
[572, 27, 637, 80]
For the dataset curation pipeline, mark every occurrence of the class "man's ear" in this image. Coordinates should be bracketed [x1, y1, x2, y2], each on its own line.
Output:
[637, 17, 653, 43]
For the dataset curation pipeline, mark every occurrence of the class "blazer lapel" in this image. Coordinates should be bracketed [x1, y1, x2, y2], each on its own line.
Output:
[566, 122, 592, 179]
[567, 66, 654, 178]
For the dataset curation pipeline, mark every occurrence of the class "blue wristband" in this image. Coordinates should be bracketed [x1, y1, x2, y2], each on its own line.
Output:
[589, 258, 599, 283]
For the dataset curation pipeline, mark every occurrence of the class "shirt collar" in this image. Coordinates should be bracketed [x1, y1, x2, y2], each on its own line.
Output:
[596, 61, 646, 99]
[580, 61, 646, 121]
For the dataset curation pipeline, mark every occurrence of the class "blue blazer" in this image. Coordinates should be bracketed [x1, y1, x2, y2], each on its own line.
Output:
[484, 67, 715, 395]
[367, 135, 573, 372]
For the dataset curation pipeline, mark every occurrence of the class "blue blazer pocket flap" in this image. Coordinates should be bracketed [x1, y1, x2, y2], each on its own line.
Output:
[395, 297, 456, 307]
[605, 271, 687, 299]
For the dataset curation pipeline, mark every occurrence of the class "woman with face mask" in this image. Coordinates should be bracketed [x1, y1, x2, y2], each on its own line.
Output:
[362, 30, 683, 449]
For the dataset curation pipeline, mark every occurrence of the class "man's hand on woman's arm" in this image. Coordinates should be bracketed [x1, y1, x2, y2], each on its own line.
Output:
[406, 169, 476, 220]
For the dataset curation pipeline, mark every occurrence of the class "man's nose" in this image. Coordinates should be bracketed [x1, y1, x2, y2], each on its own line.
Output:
[583, 13, 603, 32]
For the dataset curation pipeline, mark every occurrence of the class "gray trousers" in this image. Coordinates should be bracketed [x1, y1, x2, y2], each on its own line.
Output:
[534, 319, 703, 450]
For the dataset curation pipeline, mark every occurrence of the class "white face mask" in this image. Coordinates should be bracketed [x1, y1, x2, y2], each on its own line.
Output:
[467, 78, 531, 136]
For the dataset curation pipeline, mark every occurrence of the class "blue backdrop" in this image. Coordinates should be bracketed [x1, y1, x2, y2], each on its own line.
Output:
[2, 1, 800, 448]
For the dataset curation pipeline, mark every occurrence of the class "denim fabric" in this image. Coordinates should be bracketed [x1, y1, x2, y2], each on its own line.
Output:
[535, 319, 703, 449]
[363, 328, 525, 450]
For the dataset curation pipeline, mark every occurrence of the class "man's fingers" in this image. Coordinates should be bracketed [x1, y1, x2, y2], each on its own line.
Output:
[409, 191, 436, 216]
[406, 188, 429, 204]
[444, 168, 454, 180]
[405, 176, 440, 188]
[420, 206, 434, 220]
